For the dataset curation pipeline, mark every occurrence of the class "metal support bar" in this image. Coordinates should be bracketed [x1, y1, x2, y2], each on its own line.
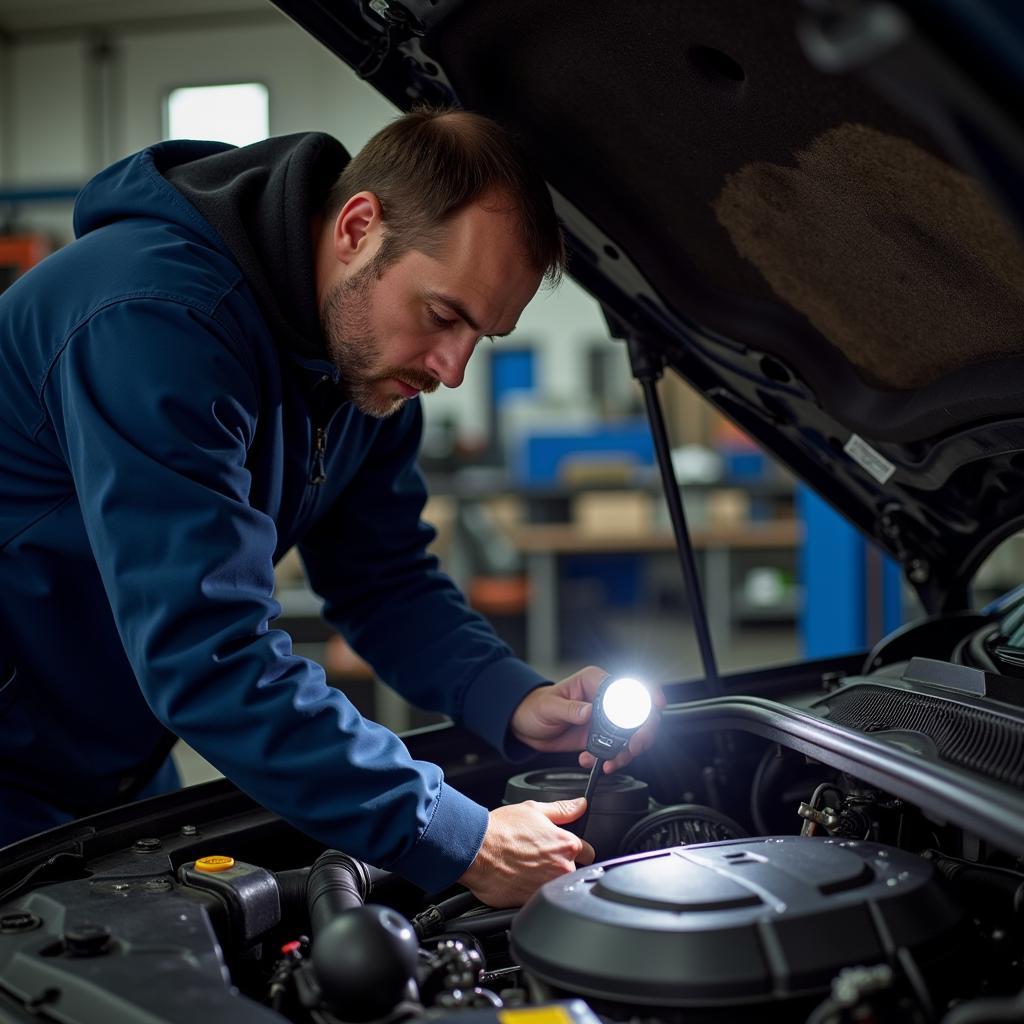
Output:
[626, 334, 721, 694]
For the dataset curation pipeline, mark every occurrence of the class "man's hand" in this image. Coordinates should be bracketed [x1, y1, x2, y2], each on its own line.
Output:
[458, 798, 596, 907]
[510, 665, 665, 775]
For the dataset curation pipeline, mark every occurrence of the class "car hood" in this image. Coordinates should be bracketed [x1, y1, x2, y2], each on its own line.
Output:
[271, 0, 1024, 612]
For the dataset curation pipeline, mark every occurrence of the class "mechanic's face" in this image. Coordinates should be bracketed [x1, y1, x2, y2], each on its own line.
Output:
[319, 192, 542, 419]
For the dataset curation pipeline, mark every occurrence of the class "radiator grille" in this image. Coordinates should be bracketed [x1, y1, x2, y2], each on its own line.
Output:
[819, 684, 1024, 787]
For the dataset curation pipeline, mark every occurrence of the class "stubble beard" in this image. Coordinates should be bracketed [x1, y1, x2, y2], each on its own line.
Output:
[320, 263, 438, 419]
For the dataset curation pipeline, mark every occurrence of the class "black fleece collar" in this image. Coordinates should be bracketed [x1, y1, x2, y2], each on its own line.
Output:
[164, 132, 350, 361]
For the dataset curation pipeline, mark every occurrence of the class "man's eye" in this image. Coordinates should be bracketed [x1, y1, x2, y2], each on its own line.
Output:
[428, 309, 454, 328]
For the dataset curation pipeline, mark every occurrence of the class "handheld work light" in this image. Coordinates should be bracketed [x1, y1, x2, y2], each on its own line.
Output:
[578, 676, 652, 837]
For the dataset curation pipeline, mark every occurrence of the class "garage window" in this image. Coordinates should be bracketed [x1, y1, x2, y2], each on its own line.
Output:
[165, 83, 269, 147]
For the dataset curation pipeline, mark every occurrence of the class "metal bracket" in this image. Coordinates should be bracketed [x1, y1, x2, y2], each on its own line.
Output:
[879, 504, 930, 584]
[366, 0, 463, 36]
[367, 0, 424, 35]
[361, 0, 462, 92]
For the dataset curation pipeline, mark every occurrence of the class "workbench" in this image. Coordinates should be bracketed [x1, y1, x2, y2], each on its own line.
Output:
[505, 519, 802, 671]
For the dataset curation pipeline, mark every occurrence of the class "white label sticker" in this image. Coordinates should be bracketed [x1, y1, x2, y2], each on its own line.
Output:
[843, 434, 896, 484]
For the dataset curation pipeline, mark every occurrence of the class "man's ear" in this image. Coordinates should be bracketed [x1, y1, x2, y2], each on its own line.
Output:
[332, 191, 383, 266]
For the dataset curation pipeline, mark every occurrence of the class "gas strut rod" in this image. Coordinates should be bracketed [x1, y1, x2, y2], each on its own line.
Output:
[626, 333, 721, 695]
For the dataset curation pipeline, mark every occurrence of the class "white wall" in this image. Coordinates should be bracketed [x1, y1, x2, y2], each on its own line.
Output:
[1, 8, 614, 441]
[9, 40, 89, 182]
[117, 19, 398, 157]
[0, 38, 7, 178]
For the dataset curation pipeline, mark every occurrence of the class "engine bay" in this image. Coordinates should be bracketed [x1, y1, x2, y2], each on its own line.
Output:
[5, 607, 1024, 1024]
[3, 650, 1024, 1024]
[4, 4, 1024, 1023]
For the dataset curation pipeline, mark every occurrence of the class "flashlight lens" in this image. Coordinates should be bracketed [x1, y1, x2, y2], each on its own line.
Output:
[601, 677, 652, 731]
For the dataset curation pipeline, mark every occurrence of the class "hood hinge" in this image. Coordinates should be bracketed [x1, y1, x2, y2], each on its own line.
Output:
[366, 0, 425, 35]
[879, 504, 930, 585]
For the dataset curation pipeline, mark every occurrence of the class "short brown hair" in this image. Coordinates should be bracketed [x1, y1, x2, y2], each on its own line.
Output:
[326, 107, 564, 284]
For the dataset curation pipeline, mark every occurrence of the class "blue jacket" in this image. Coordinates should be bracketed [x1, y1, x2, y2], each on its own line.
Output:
[0, 136, 547, 890]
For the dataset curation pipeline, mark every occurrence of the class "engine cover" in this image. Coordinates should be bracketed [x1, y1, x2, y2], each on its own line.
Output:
[511, 837, 964, 1010]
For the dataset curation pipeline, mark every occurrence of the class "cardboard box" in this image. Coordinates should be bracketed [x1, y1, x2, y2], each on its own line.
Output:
[573, 490, 654, 535]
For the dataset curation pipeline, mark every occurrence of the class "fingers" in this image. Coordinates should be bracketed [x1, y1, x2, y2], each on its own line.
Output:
[577, 717, 661, 774]
[536, 796, 587, 825]
[510, 685, 595, 751]
[578, 751, 617, 771]
[569, 699, 592, 724]
[579, 750, 632, 773]
[536, 685, 592, 725]
[543, 692, 591, 726]
[460, 800, 596, 907]
[554, 664, 609, 702]
[533, 800, 593, 870]
[604, 725, 656, 771]
[628, 701, 663, 757]
[575, 664, 611, 700]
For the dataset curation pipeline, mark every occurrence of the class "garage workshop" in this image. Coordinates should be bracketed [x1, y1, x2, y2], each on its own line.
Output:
[2, 2, 1024, 1023]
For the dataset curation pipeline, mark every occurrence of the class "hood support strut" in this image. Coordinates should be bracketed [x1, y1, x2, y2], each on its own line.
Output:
[627, 333, 721, 695]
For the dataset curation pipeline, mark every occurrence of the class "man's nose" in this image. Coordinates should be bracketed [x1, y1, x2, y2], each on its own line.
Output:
[424, 332, 476, 389]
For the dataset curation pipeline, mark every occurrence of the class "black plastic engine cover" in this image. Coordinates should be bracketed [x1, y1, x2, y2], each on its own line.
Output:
[511, 837, 964, 1008]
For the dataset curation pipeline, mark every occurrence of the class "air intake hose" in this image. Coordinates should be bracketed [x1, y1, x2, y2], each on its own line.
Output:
[304, 851, 420, 1020]
[305, 850, 373, 937]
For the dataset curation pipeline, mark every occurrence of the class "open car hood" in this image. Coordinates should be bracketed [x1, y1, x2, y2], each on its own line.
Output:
[269, 0, 1024, 612]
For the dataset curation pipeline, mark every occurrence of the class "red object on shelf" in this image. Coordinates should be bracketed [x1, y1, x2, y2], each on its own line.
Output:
[0, 234, 51, 287]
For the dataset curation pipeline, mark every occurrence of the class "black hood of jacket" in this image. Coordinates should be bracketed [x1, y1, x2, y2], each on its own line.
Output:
[164, 131, 350, 362]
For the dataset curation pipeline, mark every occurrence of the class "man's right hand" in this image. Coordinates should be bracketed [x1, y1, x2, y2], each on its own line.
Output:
[458, 798, 596, 908]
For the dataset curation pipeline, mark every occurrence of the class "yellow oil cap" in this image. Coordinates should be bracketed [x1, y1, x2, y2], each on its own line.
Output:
[195, 855, 235, 873]
[499, 1009, 575, 1024]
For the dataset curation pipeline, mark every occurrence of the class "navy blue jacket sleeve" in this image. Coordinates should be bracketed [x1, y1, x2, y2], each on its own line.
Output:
[297, 401, 550, 759]
[42, 295, 488, 892]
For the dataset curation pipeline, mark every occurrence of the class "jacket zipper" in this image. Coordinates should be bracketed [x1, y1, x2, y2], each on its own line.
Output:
[309, 424, 327, 485]
[308, 374, 334, 486]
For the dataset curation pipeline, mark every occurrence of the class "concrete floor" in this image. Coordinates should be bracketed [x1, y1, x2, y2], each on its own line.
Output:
[171, 741, 224, 787]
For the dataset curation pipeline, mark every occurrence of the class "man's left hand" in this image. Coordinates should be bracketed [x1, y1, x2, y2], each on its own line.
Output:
[510, 665, 665, 774]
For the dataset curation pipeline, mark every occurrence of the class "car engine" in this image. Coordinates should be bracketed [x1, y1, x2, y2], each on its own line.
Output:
[3, 614, 1024, 1024]
[0, 751, 1021, 1023]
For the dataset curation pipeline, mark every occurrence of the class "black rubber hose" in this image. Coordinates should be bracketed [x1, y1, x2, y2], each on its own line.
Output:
[275, 867, 311, 922]
[446, 909, 518, 936]
[436, 891, 482, 920]
[750, 745, 781, 836]
[413, 890, 485, 939]
[306, 850, 373, 937]
[941, 993, 1024, 1024]
[927, 853, 1024, 921]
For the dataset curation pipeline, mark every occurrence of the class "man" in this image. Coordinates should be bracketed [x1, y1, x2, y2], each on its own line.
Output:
[0, 108, 659, 906]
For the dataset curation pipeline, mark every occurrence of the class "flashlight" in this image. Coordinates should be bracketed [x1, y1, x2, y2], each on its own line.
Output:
[578, 676, 652, 838]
